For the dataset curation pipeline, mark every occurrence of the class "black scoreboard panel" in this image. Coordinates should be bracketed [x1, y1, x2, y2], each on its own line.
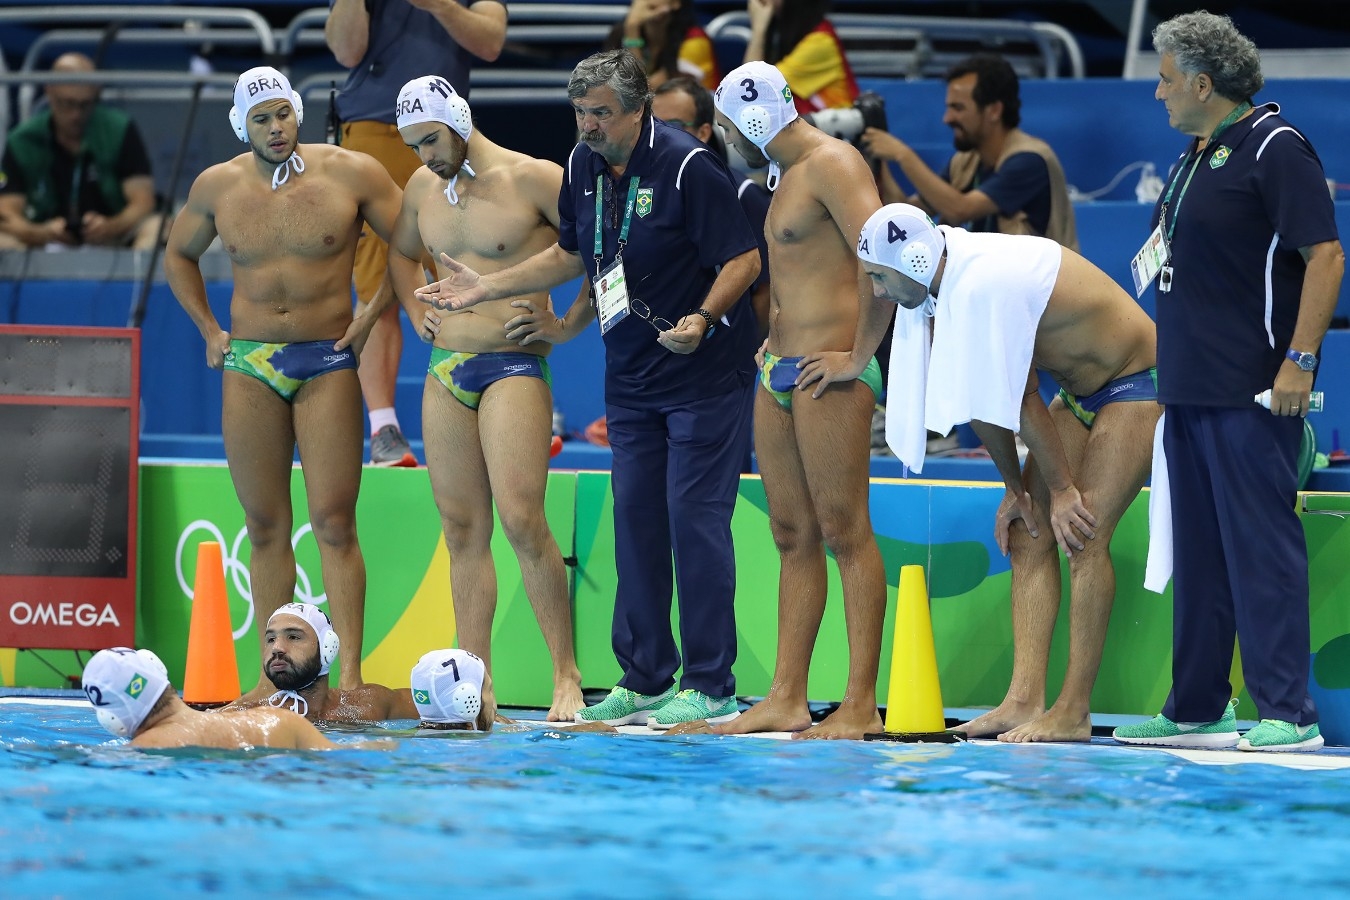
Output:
[0, 327, 139, 650]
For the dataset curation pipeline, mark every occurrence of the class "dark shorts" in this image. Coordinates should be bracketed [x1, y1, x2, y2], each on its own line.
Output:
[223, 339, 358, 403]
[428, 349, 552, 410]
[1058, 367, 1159, 429]
[759, 351, 883, 411]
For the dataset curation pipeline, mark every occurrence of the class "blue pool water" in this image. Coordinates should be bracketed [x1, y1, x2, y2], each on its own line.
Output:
[4, 699, 1350, 898]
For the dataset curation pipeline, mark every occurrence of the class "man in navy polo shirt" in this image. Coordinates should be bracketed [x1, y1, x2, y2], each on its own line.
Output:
[1114, 12, 1343, 753]
[415, 49, 761, 729]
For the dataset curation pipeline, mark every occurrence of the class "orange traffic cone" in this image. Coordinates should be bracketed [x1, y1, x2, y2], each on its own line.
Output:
[182, 541, 240, 707]
[865, 564, 962, 743]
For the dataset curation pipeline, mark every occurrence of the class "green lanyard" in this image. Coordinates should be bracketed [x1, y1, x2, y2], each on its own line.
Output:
[594, 174, 641, 264]
[1160, 100, 1252, 242]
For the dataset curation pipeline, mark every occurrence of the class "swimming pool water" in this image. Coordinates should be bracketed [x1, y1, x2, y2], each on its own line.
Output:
[4, 700, 1350, 898]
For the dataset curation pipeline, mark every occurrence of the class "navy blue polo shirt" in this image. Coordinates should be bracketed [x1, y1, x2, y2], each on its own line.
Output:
[333, 0, 477, 123]
[1150, 103, 1339, 406]
[941, 152, 1050, 234]
[559, 116, 759, 407]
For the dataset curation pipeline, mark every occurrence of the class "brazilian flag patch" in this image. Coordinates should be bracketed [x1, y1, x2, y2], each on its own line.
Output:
[413, 689, 430, 705]
[1209, 146, 1231, 169]
[126, 674, 147, 698]
[636, 188, 654, 218]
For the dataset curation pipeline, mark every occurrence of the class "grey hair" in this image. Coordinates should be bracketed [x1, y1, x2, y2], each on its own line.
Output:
[568, 49, 652, 114]
[1153, 11, 1264, 101]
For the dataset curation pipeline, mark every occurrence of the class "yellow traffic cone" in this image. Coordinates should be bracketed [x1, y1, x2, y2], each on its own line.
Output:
[865, 564, 962, 743]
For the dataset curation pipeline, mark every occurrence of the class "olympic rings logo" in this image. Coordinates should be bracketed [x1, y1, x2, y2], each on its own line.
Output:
[175, 520, 328, 641]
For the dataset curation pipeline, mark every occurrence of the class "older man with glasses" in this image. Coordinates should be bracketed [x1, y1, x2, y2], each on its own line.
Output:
[416, 49, 761, 730]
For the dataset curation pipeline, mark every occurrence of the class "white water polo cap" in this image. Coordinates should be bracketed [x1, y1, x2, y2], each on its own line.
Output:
[396, 75, 473, 141]
[858, 203, 946, 292]
[714, 61, 798, 150]
[82, 647, 171, 738]
[230, 66, 304, 141]
[397, 75, 476, 204]
[267, 602, 340, 677]
[410, 649, 486, 725]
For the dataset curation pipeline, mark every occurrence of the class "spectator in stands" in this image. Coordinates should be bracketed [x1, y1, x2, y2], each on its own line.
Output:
[1114, 12, 1343, 753]
[164, 67, 403, 698]
[862, 54, 1076, 249]
[0, 53, 158, 251]
[325, 0, 507, 466]
[711, 62, 885, 741]
[862, 53, 1077, 455]
[414, 50, 761, 731]
[386, 75, 584, 722]
[653, 76, 770, 337]
[742, 0, 858, 112]
[606, 0, 720, 90]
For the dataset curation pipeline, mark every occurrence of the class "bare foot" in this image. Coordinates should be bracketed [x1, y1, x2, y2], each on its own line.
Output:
[712, 694, 811, 735]
[795, 700, 883, 741]
[952, 699, 1043, 738]
[664, 719, 714, 736]
[546, 675, 585, 723]
[999, 705, 1091, 744]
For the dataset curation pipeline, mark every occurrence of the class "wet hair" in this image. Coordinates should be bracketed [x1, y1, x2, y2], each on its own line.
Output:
[603, 0, 697, 82]
[568, 49, 652, 114]
[1152, 11, 1264, 101]
[145, 685, 174, 723]
[765, 0, 832, 67]
[945, 54, 1021, 129]
[654, 75, 714, 127]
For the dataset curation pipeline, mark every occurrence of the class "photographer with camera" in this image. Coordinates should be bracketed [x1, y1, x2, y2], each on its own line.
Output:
[862, 54, 1077, 251]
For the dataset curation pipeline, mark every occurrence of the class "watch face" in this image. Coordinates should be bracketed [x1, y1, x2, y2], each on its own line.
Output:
[1289, 350, 1317, 371]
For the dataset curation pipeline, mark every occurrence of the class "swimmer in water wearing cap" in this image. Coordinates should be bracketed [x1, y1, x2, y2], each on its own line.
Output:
[163, 67, 404, 700]
[845, 202, 1158, 744]
[384, 75, 583, 723]
[704, 61, 887, 741]
[81, 647, 389, 750]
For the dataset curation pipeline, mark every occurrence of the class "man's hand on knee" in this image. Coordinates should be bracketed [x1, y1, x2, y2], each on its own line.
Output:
[1049, 485, 1097, 557]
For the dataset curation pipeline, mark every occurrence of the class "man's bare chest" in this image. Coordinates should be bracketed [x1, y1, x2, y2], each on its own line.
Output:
[216, 183, 359, 265]
[420, 193, 540, 262]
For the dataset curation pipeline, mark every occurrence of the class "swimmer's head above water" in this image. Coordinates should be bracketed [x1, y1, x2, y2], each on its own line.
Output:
[410, 648, 486, 729]
[263, 603, 340, 715]
[82, 647, 172, 738]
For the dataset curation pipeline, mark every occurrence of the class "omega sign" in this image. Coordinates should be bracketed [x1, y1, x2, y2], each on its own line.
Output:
[0, 326, 139, 649]
[9, 600, 122, 629]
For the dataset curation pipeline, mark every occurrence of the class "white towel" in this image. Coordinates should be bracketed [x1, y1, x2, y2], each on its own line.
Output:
[1144, 411, 1172, 593]
[884, 227, 1059, 473]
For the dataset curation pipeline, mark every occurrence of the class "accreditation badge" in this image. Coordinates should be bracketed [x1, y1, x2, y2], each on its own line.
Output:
[1129, 223, 1171, 298]
[594, 256, 632, 335]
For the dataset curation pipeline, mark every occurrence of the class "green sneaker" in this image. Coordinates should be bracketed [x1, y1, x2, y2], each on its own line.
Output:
[1238, 719, 1324, 752]
[1112, 699, 1239, 749]
[575, 685, 676, 726]
[647, 689, 740, 730]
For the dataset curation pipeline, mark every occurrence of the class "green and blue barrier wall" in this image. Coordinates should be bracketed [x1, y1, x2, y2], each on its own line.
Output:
[5, 464, 1350, 740]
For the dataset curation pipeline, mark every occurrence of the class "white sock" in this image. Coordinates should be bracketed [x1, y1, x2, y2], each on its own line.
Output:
[369, 407, 399, 436]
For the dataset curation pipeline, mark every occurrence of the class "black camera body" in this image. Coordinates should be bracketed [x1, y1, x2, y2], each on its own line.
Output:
[803, 92, 888, 149]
